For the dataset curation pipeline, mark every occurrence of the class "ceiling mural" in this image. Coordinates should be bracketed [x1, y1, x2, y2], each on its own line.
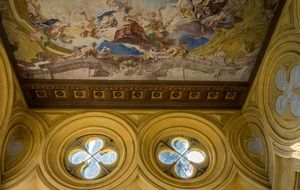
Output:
[0, 0, 284, 108]
[2, 0, 278, 81]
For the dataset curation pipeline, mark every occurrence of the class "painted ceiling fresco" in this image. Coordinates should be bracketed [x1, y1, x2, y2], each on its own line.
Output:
[1, 0, 279, 81]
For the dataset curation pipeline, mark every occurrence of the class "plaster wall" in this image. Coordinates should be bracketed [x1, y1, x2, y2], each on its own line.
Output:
[0, 0, 300, 189]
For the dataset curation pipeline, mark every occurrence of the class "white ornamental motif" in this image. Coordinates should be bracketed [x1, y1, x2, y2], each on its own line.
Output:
[68, 138, 118, 179]
[157, 137, 206, 179]
[275, 66, 300, 117]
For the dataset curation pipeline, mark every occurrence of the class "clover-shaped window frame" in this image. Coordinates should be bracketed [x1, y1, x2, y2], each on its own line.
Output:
[64, 135, 119, 180]
[155, 136, 209, 180]
[276, 66, 300, 117]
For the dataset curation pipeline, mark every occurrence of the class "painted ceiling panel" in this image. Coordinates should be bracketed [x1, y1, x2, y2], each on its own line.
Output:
[0, 0, 284, 109]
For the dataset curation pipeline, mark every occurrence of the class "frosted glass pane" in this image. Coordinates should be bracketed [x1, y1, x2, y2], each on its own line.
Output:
[291, 66, 300, 89]
[95, 150, 118, 165]
[175, 158, 194, 179]
[276, 95, 288, 116]
[7, 140, 24, 156]
[276, 69, 287, 91]
[85, 139, 104, 155]
[82, 158, 101, 179]
[172, 138, 189, 154]
[247, 137, 263, 155]
[158, 151, 180, 165]
[291, 93, 300, 117]
[185, 151, 205, 164]
[69, 150, 90, 164]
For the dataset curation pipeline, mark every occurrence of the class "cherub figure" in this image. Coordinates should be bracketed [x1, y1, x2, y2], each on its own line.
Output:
[80, 11, 98, 38]
[79, 42, 100, 59]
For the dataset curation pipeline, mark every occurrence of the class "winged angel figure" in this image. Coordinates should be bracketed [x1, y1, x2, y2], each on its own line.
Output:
[177, 0, 247, 29]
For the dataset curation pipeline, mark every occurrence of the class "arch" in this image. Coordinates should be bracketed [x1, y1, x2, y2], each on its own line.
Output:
[1, 110, 46, 189]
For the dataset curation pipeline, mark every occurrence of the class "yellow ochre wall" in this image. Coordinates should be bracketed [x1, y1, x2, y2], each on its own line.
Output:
[0, 0, 300, 189]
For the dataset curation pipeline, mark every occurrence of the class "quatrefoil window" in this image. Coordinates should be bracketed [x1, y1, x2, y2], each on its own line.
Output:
[64, 135, 118, 180]
[156, 136, 209, 179]
[276, 66, 300, 117]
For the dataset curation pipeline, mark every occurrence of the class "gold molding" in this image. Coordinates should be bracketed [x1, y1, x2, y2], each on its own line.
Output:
[224, 109, 271, 188]
[39, 112, 137, 190]
[0, 110, 46, 189]
[138, 112, 234, 189]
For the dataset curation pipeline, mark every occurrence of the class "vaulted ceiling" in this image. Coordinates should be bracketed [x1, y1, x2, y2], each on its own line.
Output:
[0, 0, 285, 109]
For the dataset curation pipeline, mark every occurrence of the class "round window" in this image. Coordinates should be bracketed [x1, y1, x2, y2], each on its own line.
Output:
[155, 136, 209, 179]
[64, 135, 119, 180]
